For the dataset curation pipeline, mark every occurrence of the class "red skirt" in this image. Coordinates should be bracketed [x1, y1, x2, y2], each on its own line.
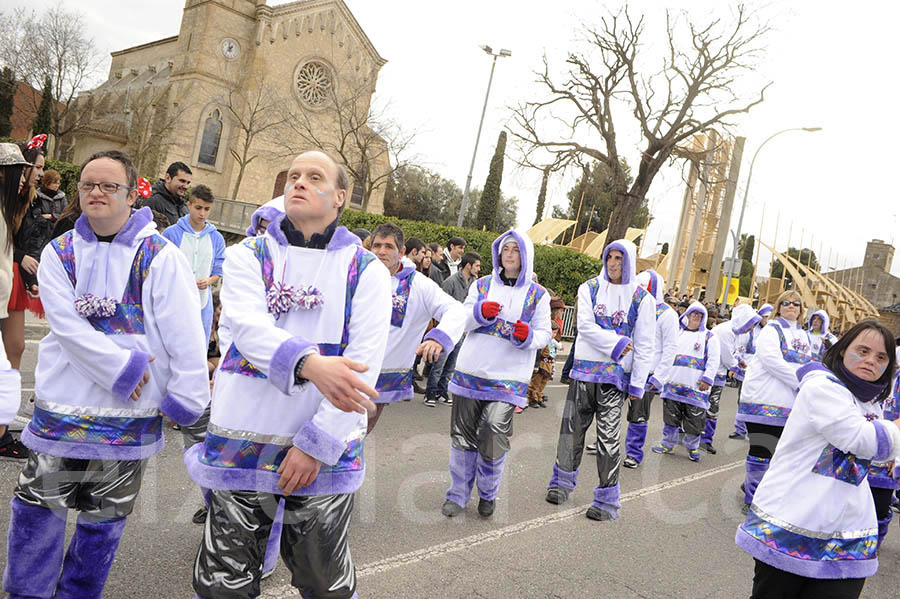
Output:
[9, 262, 44, 317]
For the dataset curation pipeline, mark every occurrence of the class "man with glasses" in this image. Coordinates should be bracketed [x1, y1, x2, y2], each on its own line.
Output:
[4, 150, 210, 598]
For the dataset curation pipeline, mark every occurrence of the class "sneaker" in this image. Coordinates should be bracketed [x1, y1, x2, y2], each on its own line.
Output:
[688, 449, 701, 462]
[701, 442, 717, 455]
[439, 395, 453, 406]
[545, 488, 569, 505]
[20, 394, 35, 418]
[622, 456, 639, 469]
[891, 495, 900, 514]
[585, 506, 614, 521]
[477, 498, 495, 517]
[651, 444, 674, 455]
[261, 567, 275, 580]
[0, 437, 28, 461]
[192, 506, 208, 525]
[585, 443, 598, 454]
[423, 395, 437, 408]
[6, 413, 29, 432]
[441, 500, 464, 517]
[514, 406, 524, 414]
[728, 432, 746, 440]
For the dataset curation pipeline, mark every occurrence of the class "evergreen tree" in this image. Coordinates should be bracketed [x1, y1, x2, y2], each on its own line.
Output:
[475, 130, 506, 231]
[661, 242, 669, 255]
[0, 68, 15, 138]
[565, 159, 648, 238]
[31, 75, 54, 136]
[534, 166, 550, 225]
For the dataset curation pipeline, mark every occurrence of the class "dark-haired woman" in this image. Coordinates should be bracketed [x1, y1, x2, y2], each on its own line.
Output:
[736, 319, 900, 598]
[0, 143, 28, 460]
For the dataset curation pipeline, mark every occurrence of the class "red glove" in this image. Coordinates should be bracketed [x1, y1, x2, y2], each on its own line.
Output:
[512, 320, 530, 342]
[481, 301, 501, 319]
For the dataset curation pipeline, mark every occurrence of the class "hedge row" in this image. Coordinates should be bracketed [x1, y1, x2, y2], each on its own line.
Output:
[338, 209, 604, 305]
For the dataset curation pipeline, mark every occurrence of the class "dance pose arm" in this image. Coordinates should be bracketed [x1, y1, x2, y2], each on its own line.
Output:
[509, 291, 552, 350]
[419, 276, 467, 354]
[575, 282, 631, 360]
[627, 293, 658, 397]
[699, 334, 721, 389]
[754, 324, 803, 390]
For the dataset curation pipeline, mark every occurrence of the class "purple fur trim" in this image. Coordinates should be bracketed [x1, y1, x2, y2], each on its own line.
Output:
[872, 420, 892, 462]
[796, 361, 827, 382]
[611, 336, 631, 362]
[112, 207, 154, 246]
[263, 500, 284, 575]
[683, 433, 701, 451]
[184, 444, 364, 496]
[877, 514, 892, 548]
[75, 212, 95, 241]
[111, 350, 151, 402]
[627, 384, 644, 399]
[476, 454, 507, 501]
[647, 376, 662, 392]
[735, 527, 878, 580]
[509, 324, 533, 348]
[698, 376, 713, 387]
[446, 447, 478, 506]
[548, 463, 578, 491]
[329, 226, 362, 250]
[737, 413, 789, 427]
[733, 314, 762, 335]
[491, 230, 530, 288]
[292, 420, 346, 466]
[160, 394, 204, 427]
[267, 212, 290, 246]
[269, 337, 317, 395]
[55, 516, 128, 598]
[591, 483, 621, 519]
[246, 205, 284, 237]
[21, 426, 164, 460]
[473, 300, 495, 326]
[373, 388, 413, 404]
[660, 424, 680, 449]
[3, 498, 67, 598]
[625, 422, 648, 462]
[701, 418, 717, 445]
[424, 328, 454, 354]
[758, 304, 773, 316]
[448, 381, 526, 408]
[776, 316, 792, 329]
[603, 241, 632, 285]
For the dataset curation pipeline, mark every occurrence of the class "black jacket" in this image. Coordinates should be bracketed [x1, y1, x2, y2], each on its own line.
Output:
[143, 179, 187, 228]
[430, 258, 450, 286]
[35, 187, 68, 220]
[14, 197, 54, 288]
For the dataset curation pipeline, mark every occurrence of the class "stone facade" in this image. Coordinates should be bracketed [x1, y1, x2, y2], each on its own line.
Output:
[825, 239, 900, 310]
[60, 0, 388, 213]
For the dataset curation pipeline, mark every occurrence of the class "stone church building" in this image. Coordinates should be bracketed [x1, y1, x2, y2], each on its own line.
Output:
[59, 0, 388, 213]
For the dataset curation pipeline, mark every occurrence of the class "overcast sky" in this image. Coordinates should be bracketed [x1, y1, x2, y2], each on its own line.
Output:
[17, 0, 900, 276]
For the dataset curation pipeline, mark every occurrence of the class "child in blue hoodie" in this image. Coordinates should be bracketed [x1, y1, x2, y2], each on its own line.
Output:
[161, 184, 225, 342]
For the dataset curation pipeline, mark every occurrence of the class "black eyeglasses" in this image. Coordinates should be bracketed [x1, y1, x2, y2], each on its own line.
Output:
[780, 301, 802, 307]
[77, 181, 132, 195]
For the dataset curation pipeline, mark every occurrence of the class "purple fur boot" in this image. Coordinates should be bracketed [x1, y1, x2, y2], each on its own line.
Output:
[547, 463, 578, 492]
[54, 515, 128, 599]
[476, 454, 507, 501]
[733, 417, 747, 438]
[625, 422, 648, 463]
[744, 455, 769, 505]
[445, 447, 477, 507]
[3, 499, 67, 599]
[877, 512, 893, 548]
[700, 418, 717, 446]
[588, 483, 621, 520]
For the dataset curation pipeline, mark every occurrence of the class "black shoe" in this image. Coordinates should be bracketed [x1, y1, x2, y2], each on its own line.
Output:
[413, 381, 426, 395]
[439, 395, 453, 406]
[0, 437, 27, 461]
[442, 500, 464, 517]
[740, 482, 746, 495]
[545, 488, 569, 505]
[424, 395, 437, 408]
[623, 456, 639, 469]
[585, 443, 598, 454]
[477, 498, 495, 517]
[192, 506, 208, 525]
[728, 432, 746, 440]
[586, 506, 614, 521]
[701, 442, 717, 455]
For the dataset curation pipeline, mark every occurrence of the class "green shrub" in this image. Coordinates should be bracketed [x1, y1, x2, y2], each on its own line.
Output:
[339, 209, 603, 304]
[45, 159, 81, 202]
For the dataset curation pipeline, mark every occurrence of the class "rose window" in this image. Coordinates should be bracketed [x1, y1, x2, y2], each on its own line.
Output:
[295, 61, 332, 107]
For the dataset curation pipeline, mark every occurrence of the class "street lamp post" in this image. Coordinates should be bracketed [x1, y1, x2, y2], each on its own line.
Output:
[457, 45, 511, 227]
[720, 127, 822, 311]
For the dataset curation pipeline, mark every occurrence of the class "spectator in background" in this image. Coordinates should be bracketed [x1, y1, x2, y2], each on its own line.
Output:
[144, 161, 191, 226]
[418, 247, 433, 277]
[428, 242, 446, 285]
[404, 236, 425, 267]
[353, 227, 370, 245]
[35, 169, 67, 222]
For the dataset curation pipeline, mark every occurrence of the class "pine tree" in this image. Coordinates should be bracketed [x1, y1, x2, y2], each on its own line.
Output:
[475, 130, 506, 231]
[0, 68, 15, 138]
[533, 166, 550, 225]
[31, 76, 54, 136]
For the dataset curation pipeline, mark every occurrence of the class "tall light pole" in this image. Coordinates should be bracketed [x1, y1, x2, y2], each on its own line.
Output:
[720, 126, 822, 311]
[457, 45, 511, 227]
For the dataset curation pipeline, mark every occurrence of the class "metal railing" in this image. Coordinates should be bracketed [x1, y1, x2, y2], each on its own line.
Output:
[208, 198, 260, 234]
[561, 305, 575, 339]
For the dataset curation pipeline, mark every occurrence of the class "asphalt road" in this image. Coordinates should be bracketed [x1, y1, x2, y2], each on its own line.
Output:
[0, 375, 898, 598]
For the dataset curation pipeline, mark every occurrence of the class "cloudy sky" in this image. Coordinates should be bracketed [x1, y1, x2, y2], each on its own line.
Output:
[17, 0, 900, 276]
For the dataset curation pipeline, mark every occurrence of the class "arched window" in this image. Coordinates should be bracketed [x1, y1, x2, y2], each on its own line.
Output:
[272, 170, 288, 199]
[198, 109, 223, 167]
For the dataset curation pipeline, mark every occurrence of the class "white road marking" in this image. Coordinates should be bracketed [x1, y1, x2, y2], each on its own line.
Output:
[259, 460, 742, 595]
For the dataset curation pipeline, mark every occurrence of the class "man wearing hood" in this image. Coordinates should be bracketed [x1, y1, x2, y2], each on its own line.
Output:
[622, 269, 679, 469]
[545, 240, 656, 521]
[729, 303, 773, 440]
[367, 222, 467, 431]
[441, 230, 551, 518]
[161, 184, 226, 343]
[144, 161, 191, 227]
[651, 302, 721, 462]
[705, 304, 761, 454]
[4, 150, 210, 598]
[807, 309, 837, 361]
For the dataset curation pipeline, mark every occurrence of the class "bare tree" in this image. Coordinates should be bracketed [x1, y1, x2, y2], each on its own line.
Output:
[510, 4, 770, 247]
[0, 4, 104, 157]
[124, 83, 194, 176]
[283, 73, 415, 210]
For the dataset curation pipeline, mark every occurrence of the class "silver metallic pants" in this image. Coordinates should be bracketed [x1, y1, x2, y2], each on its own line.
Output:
[182, 406, 212, 449]
[707, 385, 723, 419]
[194, 490, 356, 599]
[554, 382, 627, 487]
[626, 390, 655, 424]
[449, 394, 515, 461]
[662, 399, 706, 435]
[14, 449, 146, 522]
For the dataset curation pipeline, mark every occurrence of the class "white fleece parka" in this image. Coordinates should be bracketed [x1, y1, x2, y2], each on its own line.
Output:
[660, 302, 721, 409]
[635, 269, 678, 391]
